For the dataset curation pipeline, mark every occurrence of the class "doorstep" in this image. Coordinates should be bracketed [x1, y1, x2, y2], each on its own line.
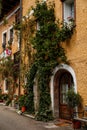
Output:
[23, 113, 35, 119]
[16, 110, 35, 119]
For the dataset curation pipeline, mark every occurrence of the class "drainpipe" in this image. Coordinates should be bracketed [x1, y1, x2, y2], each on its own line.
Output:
[18, 0, 22, 97]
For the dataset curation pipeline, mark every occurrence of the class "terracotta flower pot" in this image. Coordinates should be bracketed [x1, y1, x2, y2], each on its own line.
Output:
[21, 106, 26, 112]
[72, 120, 81, 129]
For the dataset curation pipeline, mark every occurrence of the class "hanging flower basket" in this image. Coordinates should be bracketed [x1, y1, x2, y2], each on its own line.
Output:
[67, 17, 76, 30]
[67, 16, 74, 22]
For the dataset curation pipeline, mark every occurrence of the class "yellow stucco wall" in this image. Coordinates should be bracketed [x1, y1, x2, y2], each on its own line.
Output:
[22, 0, 36, 16]
[0, 11, 18, 54]
[64, 0, 87, 105]
[0, 5, 20, 94]
[0, 0, 87, 106]
[22, 0, 87, 105]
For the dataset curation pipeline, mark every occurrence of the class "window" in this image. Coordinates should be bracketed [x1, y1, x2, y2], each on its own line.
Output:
[9, 28, 13, 42]
[24, 77, 27, 85]
[4, 78, 8, 93]
[15, 9, 20, 24]
[2, 31, 7, 49]
[37, 21, 40, 30]
[59, 72, 74, 104]
[17, 31, 20, 49]
[8, 27, 14, 44]
[60, 84, 68, 104]
[14, 51, 20, 64]
[63, 0, 74, 23]
[3, 33, 6, 43]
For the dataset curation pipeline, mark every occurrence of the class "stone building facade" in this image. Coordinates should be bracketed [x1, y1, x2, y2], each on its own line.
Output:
[0, 0, 87, 120]
[22, 0, 87, 119]
[0, 1, 21, 95]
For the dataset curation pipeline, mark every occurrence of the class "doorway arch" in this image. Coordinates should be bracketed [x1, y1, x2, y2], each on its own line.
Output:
[50, 64, 77, 119]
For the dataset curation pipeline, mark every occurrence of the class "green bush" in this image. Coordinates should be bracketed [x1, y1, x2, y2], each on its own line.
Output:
[6, 98, 12, 106]
[66, 88, 82, 109]
[2, 94, 9, 101]
[18, 95, 27, 109]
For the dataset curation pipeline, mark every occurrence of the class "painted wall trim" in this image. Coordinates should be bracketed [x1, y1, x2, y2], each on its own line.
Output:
[50, 63, 77, 115]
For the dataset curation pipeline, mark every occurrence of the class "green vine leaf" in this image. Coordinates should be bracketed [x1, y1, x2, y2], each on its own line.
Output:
[22, 0, 75, 121]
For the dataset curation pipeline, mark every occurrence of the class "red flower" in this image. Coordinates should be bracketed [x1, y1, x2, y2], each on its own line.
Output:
[5, 48, 12, 55]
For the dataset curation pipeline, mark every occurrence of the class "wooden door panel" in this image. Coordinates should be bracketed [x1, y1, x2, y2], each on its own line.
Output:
[59, 72, 73, 120]
[59, 105, 71, 119]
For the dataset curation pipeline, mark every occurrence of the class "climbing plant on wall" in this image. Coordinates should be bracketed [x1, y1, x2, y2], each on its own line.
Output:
[22, 0, 75, 121]
[0, 55, 19, 102]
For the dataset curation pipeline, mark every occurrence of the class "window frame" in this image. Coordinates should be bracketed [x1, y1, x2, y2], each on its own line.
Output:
[4, 78, 8, 93]
[8, 26, 14, 44]
[62, 0, 76, 23]
[2, 30, 7, 49]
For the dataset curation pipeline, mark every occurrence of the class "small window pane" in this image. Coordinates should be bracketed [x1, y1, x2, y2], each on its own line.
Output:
[63, 0, 74, 22]
[10, 28, 13, 42]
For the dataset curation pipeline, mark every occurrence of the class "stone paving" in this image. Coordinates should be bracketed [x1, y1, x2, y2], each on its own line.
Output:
[0, 103, 82, 130]
[6, 105, 74, 130]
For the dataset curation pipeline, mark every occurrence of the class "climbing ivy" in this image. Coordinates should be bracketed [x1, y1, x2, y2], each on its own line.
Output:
[25, 62, 37, 114]
[24, 0, 75, 121]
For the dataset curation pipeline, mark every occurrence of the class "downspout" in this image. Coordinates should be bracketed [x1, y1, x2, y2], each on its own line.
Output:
[18, 0, 22, 96]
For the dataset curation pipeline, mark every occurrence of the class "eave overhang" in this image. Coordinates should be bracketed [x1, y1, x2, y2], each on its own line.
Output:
[0, 0, 20, 21]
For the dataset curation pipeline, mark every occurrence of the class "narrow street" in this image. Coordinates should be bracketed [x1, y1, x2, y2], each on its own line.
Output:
[0, 104, 44, 130]
[0, 104, 73, 130]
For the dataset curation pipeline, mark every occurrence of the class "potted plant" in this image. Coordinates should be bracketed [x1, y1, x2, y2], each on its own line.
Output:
[18, 95, 27, 112]
[2, 93, 9, 104]
[66, 88, 82, 129]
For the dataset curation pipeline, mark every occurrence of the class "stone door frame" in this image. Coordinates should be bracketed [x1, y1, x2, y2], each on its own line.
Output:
[50, 64, 77, 118]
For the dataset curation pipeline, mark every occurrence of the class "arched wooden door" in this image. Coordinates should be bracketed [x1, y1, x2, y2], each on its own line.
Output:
[59, 72, 74, 119]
